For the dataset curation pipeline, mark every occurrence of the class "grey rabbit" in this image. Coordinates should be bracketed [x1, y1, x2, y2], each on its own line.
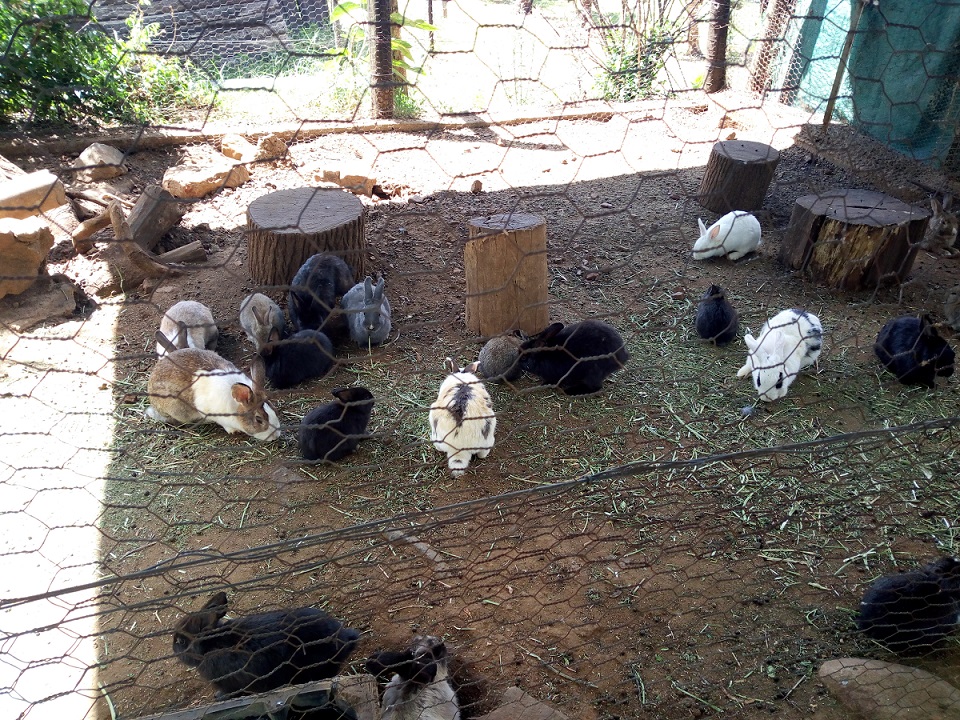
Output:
[239, 293, 285, 350]
[288, 253, 354, 333]
[172, 591, 360, 698]
[341, 276, 392, 347]
[299, 386, 375, 462]
[856, 557, 960, 656]
[874, 314, 955, 388]
[695, 284, 738, 346]
[468, 330, 525, 382]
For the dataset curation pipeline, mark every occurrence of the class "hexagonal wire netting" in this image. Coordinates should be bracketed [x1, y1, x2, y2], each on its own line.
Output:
[2, 1, 960, 719]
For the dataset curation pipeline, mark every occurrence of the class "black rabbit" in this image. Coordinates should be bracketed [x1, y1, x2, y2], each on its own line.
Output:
[259, 329, 336, 389]
[695, 284, 738, 346]
[366, 636, 459, 720]
[856, 557, 960, 656]
[299, 387, 375, 462]
[172, 592, 360, 698]
[874, 314, 955, 388]
[518, 319, 630, 395]
[288, 253, 354, 333]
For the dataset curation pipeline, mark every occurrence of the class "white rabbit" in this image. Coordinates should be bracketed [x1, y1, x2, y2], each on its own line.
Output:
[693, 211, 762, 261]
[429, 359, 496, 476]
[737, 309, 823, 402]
[156, 301, 219, 356]
[239, 293, 285, 350]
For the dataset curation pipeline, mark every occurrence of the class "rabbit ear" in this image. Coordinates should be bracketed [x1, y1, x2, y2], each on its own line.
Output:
[364, 276, 374, 300]
[155, 330, 178, 354]
[932, 198, 943, 214]
[250, 356, 267, 390]
[252, 304, 266, 327]
[176, 320, 190, 348]
[232, 383, 253, 405]
[374, 277, 385, 298]
[539, 322, 564, 341]
[202, 592, 229, 619]
[743, 333, 758, 351]
[443, 357, 456, 373]
[698, 218, 707, 235]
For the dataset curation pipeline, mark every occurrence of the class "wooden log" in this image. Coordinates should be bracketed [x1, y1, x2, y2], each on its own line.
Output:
[779, 189, 930, 290]
[128, 184, 186, 251]
[465, 213, 549, 336]
[246, 187, 365, 288]
[156, 240, 206, 264]
[698, 140, 780, 213]
[71, 208, 112, 253]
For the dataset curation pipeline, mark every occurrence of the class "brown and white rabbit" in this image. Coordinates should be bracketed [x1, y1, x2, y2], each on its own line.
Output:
[147, 335, 280, 441]
[429, 358, 496, 476]
[172, 591, 360, 698]
[156, 300, 219, 356]
[366, 636, 460, 720]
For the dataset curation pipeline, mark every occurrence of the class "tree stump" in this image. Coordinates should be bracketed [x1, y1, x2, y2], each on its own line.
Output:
[779, 189, 930, 290]
[246, 188, 365, 288]
[698, 140, 780, 212]
[465, 213, 549, 336]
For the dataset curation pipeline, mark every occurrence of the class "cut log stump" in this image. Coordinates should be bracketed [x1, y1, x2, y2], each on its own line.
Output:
[246, 188, 365, 288]
[129, 184, 186, 252]
[780, 189, 930, 290]
[465, 213, 549, 336]
[698, 140, 780, 213]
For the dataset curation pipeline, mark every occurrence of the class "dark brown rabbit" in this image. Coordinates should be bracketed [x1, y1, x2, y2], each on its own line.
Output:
[172, 592, 360, 698]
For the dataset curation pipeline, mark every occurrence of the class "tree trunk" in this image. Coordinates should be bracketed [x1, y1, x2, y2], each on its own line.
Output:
[465, 213, 549, 337]
[127, 184, 185, 252]
[246, 188, 365, 288]
[685, 0, 704, 59]
[698, 140, 780, 213]
[749, 0, 799, 94]
[703, 0, 730, 93]
[780, 189, 930, 291]
[370, 0, 395, 118]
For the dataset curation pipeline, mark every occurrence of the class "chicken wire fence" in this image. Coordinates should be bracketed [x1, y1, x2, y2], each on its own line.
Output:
[3, 1, 960, 719]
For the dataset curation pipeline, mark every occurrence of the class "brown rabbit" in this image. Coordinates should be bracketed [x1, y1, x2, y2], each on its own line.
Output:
[146, 336, 280, 441]
[920, 196, 959, 256]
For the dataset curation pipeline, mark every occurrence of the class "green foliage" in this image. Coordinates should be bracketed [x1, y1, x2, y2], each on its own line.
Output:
[0, 0, 211, 125]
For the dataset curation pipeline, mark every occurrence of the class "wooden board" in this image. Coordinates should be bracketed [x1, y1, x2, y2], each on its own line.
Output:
[465, 213, 549, 336]
[779, 189, 930, 290]
[246, 187, 365, 288]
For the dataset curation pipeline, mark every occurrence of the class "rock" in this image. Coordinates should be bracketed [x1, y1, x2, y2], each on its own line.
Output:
[476, 687, 570, 720]
[819, 657, 960, 720]
[254, 133, 287, 161]
[333, 674, 379, 720]
[0, 272, 77, 332]
[471, 179, 483, 193]
[220, 133, 257, 162]
[71, 143, 127, 182]
[340, 172, 376, 196]
[0, 170, 67, 219]
[41, 202, 80, 248]
[0, 154, 25, 182]
[0, 216, 55, 299]
[161, 160, 250, 199]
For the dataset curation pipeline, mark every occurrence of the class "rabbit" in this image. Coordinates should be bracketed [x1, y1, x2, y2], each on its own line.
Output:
[146, 340, 280, 441]
[172, 591, 360, 698]
[467, 330, 525, 382]
[259, 329, 337, 390]
[288, 253, 354, 333]
[919, 195, 959, 256]
[299, 386, 375, 462]
[874, 314, 955, 388]
[692, 211, 762, 261]
[945, 285, 960, 332]
[239, 293, 285, 350]
[429, 358, 496, 476]
[156, 300, 219, 356]
[517, 319, 630, 395]
[695, 284, 739, 346]
[366, 636, 460, 720]
[737, 309, 822, 402]
[855, 556, 960, 656]
[341, 275, 392, 347]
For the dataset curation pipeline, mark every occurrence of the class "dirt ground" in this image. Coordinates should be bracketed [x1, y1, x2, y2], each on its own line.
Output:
[5, 91, 960, 720]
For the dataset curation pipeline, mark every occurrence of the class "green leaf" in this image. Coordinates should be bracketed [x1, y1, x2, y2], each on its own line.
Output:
[389, 12, 437, 31]
[332, 1, 365, 22]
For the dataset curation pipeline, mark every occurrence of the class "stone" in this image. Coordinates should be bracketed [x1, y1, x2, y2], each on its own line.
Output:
[0, 170, 67, 219]
[0, 272, 77, 333]
[0, 216, 55, 299]
[476, 687, 570, 720]
[41, 203, 80, 248]
[819, 657, 960, 720]
[254, 133, 288, 161]
[71, 142, 127, 182]
[220, 133, 257, 162]
[161, 160, 250, 199]
[0, 154, 25, 182]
